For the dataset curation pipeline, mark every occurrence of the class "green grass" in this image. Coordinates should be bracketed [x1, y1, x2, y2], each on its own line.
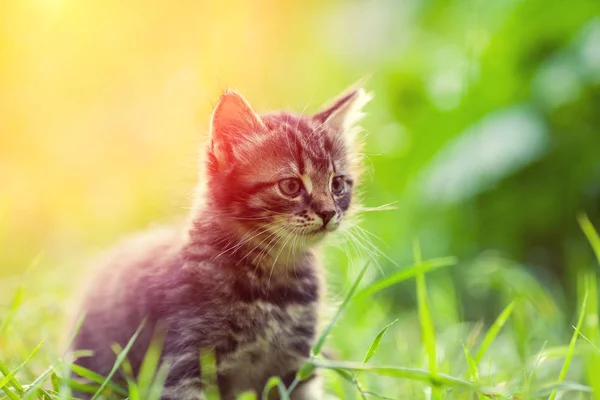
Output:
[1, 217, 600, 399]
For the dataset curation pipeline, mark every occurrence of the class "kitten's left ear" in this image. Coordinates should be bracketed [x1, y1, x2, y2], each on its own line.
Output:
[313, 88, 373, 133]
[210, 89, 265, 146]
[209, 90, 265, 167]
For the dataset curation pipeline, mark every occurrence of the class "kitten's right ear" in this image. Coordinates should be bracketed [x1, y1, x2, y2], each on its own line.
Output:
[209, 90, 264, 166]
[313, 87, 372, 134]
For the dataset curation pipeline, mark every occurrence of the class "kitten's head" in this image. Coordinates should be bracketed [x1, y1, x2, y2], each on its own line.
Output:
[202, 87, 371, 252]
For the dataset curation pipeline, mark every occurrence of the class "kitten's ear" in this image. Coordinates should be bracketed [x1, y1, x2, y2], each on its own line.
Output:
[210, 89, 264, 145]
[313, 88, 372, 133]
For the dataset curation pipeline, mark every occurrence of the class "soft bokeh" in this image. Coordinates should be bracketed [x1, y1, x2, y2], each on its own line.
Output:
[2, 0, 600, 398]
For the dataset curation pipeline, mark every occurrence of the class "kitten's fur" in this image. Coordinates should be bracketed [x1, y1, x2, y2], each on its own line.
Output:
[71, 86, 371, 399]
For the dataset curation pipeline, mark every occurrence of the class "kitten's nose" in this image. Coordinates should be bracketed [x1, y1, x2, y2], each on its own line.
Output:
[317, 210, 336, 226]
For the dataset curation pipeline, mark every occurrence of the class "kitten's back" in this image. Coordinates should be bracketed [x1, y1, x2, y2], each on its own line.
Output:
[70, 225, 184, 378]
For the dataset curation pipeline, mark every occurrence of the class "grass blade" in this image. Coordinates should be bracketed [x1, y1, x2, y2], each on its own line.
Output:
[579, 270, 600, 398]
[286, 260, 371, 396]
[474, 300, 517, 364]
[21, 365, 55, 400]
[90, 321, 145, 400]
[548, 290, 588, 400]
[312, 260, 370, 356]
[310, 358, 477, 389]
[357, 257, 457, 299]
[363, 319, 398, 364]
[0, 341, 44, 392]
[138, 329, 165, 399]
[462, 344, 479, 381]
[0, 288, 23, 344]
[69, 364, 128, 396]
[200, 349, 220, 400]
[0, 360, 22, 400]
[237, 391, 258, 400]
[413, 240, 437, 377]
[535, 381, 593, 397]
[146, 361, 170, 400]
[578, 214, 600, 263]
[262, 376, 289, 400]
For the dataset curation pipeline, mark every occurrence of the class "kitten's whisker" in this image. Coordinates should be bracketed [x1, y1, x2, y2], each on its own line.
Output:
[239, 227, 281, 265]
[349, 227, 397, 269]
[296, 94, 313, 125]
[261, 229, 288, 285]
[267, 229, 294, 285]
[285, 229, 301, 269]
[344, 228, 367, 261]
[252, 226, 287, 267]
[354, 201, 399, 213]
[214, 226, 268, 260]
[229, 216, 273, 221]
[253, 206, 290, 217]
[272, 227, 299, 269]
[346, 224, 397, 270]
[343, 228, 384, 274]
[347, 223, 390, 247]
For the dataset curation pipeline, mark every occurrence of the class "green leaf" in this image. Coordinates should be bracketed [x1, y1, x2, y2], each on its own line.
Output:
[357, 257, 457, 299]
[261, 376, 289, 400]
[51, 372, 60, 392]
[310, 358, 477, 389]
[363, 319, 398, 364]
[296, 362, 316, 381]
[236, 391, 258, 400]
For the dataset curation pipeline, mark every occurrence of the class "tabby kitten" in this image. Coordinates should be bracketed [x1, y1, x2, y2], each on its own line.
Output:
[71, 86, 371, 399]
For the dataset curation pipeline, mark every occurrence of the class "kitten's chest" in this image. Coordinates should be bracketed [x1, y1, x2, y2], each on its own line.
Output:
[218, 301, 318, 394]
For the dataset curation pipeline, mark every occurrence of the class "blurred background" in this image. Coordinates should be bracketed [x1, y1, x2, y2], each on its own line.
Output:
[1, 0, 600, 397]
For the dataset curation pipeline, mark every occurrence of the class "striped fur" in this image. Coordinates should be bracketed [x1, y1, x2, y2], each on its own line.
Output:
[70, 87, 371, 399]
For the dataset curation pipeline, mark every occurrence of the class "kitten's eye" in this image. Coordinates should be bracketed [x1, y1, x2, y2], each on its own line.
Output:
[331, 176, 346, 195]
[278, 178, 303, 197]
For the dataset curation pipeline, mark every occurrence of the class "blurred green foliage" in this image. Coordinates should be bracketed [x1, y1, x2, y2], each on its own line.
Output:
[1, 0, 600, 398]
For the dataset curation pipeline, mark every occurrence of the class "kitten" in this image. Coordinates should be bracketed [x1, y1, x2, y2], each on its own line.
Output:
[70, 86, 371, 399]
